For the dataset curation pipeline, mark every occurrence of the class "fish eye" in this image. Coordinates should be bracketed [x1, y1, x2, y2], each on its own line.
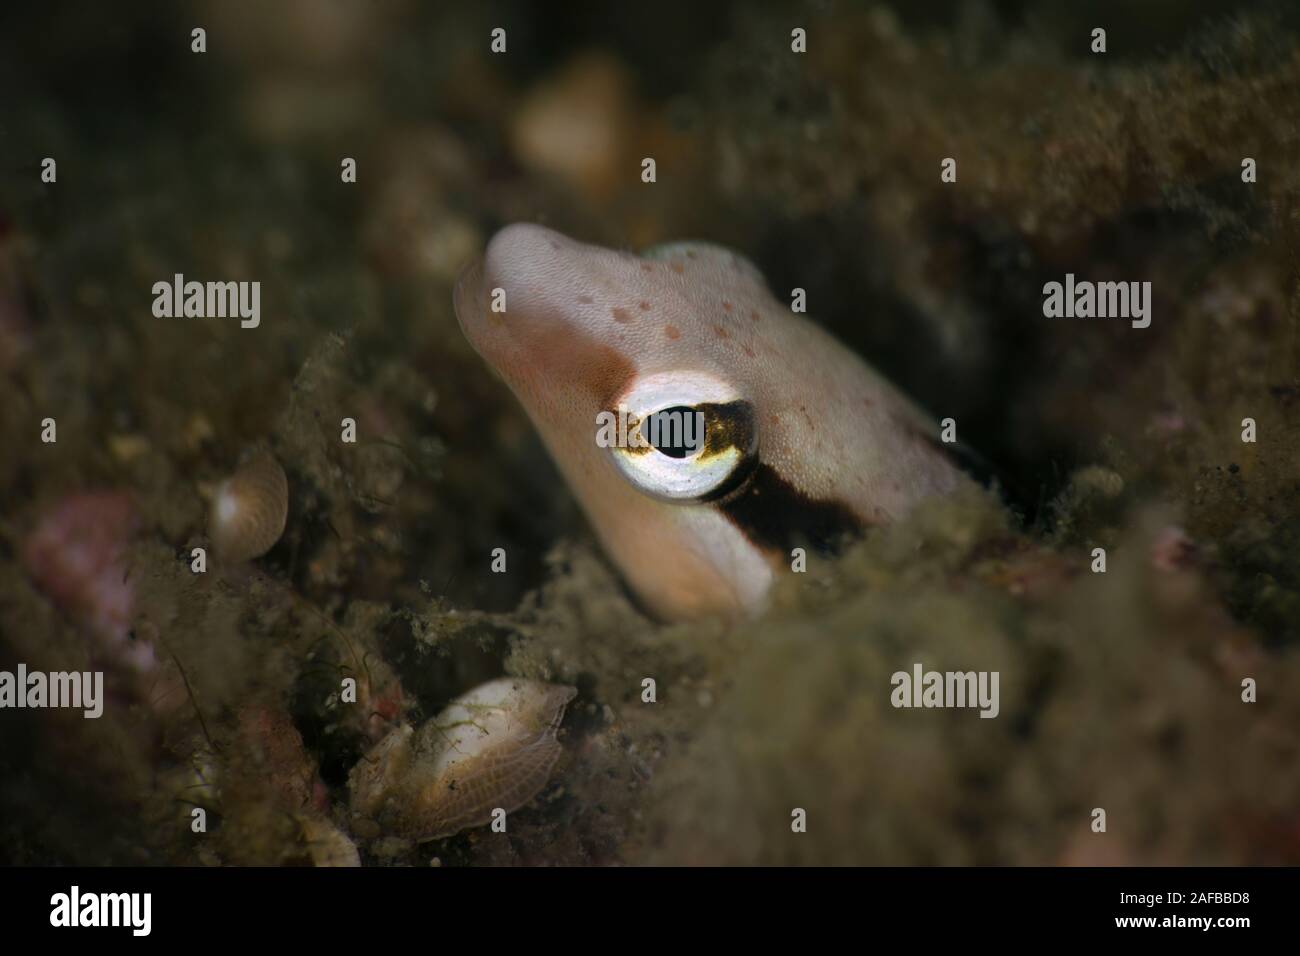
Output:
[604, 372, 758, 502]
[642, 405, 701, 459]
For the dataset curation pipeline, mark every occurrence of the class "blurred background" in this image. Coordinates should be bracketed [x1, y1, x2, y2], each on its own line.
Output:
[0, 0, 1297, 865]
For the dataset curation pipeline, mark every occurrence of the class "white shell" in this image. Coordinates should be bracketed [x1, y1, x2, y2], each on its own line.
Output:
[208, 449, 288, 562]
[349, 677, 577, 842]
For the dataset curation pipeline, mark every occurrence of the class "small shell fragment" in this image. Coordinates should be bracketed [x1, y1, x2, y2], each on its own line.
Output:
[349, 677, 577, 842]
[209, 449, 288, 562]
[298, 815, 361, 868]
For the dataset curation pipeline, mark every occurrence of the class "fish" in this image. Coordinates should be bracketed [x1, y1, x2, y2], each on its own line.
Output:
[454, 223, 969, 620]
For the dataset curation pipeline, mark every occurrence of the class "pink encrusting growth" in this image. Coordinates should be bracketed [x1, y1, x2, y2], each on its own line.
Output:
[22, 491, 156, 674]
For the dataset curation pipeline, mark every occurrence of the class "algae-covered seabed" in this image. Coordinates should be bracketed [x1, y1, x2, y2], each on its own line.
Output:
[0, 1, 1297, 865]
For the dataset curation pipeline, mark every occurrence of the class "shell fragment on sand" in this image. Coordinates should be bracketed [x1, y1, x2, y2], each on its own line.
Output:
[349, 677, 577, 842]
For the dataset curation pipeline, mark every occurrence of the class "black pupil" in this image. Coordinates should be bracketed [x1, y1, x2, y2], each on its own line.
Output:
[642, 406, 705, 459]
